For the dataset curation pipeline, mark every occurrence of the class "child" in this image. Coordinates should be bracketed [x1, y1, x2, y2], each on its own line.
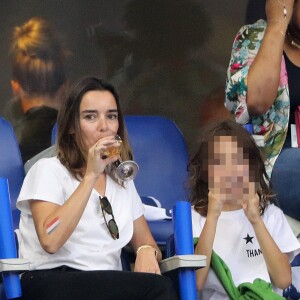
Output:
[188, 120, 300, 299]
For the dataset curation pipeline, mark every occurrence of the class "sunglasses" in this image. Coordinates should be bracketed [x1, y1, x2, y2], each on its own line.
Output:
[99, 196, 119, 240]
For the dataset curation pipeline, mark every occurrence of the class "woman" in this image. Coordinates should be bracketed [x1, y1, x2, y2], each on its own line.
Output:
[225, 0, 300, 221]
[5, 17, 68, 162]
[16, 77, 177, 300]
[189, 120, 299, 299]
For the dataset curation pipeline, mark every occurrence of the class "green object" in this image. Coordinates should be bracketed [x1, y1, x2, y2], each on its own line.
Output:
[193, 237, 199, 246]
[210, 250, 285, 300]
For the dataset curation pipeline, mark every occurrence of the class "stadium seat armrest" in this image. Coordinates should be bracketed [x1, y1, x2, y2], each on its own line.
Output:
[160, 255, 206, 274]
[0, 258, 30, 273]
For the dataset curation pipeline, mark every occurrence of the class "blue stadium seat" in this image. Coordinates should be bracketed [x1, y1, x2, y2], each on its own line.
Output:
[0, 117, 24, 229]
[0, 117, 25, 299]
[125, 116, 189, 246]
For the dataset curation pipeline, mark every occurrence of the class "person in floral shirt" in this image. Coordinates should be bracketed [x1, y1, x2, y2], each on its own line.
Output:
[225, 0, 300, 222]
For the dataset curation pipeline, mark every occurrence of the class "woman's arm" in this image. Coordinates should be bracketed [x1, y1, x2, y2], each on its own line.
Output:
[226, 0, 295, 121]
[30, 137, 119, 254]
[30, 172, 97, 254]
[246, 0, 294, 115]
[130, 215, 161, 274]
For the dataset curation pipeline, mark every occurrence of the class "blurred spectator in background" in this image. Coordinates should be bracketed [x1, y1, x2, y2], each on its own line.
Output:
[4, 17, 69, 163]
[93, 0, 219, 155]
[198, 86, 231, 129]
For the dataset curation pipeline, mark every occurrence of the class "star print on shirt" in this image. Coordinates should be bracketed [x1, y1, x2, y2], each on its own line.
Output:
[243, 234, 254, 244]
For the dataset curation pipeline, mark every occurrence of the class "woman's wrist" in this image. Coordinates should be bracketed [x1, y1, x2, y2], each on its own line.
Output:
[266, 0, 293, 25]
[136, 245, 158, 260]
[82, 171, 99, 183]
[81, 173, 98, 191]
[266, 20, 289, 39]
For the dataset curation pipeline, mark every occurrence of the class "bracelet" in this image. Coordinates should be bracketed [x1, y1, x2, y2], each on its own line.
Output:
[136, 245, 158, 260]
[268, 0, 288, 24]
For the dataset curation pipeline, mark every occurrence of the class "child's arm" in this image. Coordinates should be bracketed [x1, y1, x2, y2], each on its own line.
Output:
[243, 193, 292, 289]
[194, 191, 222, 290]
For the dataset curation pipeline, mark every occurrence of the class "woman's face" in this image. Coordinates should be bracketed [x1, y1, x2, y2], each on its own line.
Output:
[207, 136, 253, 203]
[79, 90, 119, 152]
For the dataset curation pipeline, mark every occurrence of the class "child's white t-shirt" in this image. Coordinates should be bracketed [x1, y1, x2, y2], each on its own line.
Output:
[192, 204, 300, 299]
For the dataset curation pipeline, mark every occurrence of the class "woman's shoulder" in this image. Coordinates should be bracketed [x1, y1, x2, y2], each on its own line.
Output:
[32, 156, 61, 168]
[28, 156, 68, 177]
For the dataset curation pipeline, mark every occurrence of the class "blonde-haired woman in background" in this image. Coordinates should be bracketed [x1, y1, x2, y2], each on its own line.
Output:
[5, 17, 69, 162]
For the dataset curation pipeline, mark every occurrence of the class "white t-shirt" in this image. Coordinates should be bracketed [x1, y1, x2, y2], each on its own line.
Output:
[192, 204, 300, 300]
[17, 157, 144, 271]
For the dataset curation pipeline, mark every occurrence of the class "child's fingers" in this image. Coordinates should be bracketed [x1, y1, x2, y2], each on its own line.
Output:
[248, 181, 257, 199]
[208, 189, 221, 204]
[241, 202, 248, 211]
[207, 189, 223, 218]
[208, 187, 221, 197]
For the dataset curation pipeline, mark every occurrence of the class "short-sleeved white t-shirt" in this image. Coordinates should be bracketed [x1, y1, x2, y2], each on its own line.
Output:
[17, 157, 144, 271]
[192, 204, 300, 299]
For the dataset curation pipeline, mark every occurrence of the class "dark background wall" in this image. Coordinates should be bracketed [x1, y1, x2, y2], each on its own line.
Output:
[0, 0, 263, 155]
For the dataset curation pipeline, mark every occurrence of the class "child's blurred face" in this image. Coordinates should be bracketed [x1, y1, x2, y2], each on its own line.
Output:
[208, 136, 254, 203]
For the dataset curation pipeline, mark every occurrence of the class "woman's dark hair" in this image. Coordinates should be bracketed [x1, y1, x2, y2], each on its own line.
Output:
[188, 120, 274, 216]
[10, 17, 67, 97]
[57, 76, 133, 181]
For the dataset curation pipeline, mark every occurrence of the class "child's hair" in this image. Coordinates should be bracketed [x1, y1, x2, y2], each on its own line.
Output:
[188, 120, 275, 216]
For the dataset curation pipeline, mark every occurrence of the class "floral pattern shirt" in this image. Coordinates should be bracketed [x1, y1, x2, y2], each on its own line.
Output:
[225, 19, 290, 177]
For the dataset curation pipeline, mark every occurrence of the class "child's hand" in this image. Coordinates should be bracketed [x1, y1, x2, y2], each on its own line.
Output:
[242, 182, 261, 224]
[207, 189, 222, 220]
